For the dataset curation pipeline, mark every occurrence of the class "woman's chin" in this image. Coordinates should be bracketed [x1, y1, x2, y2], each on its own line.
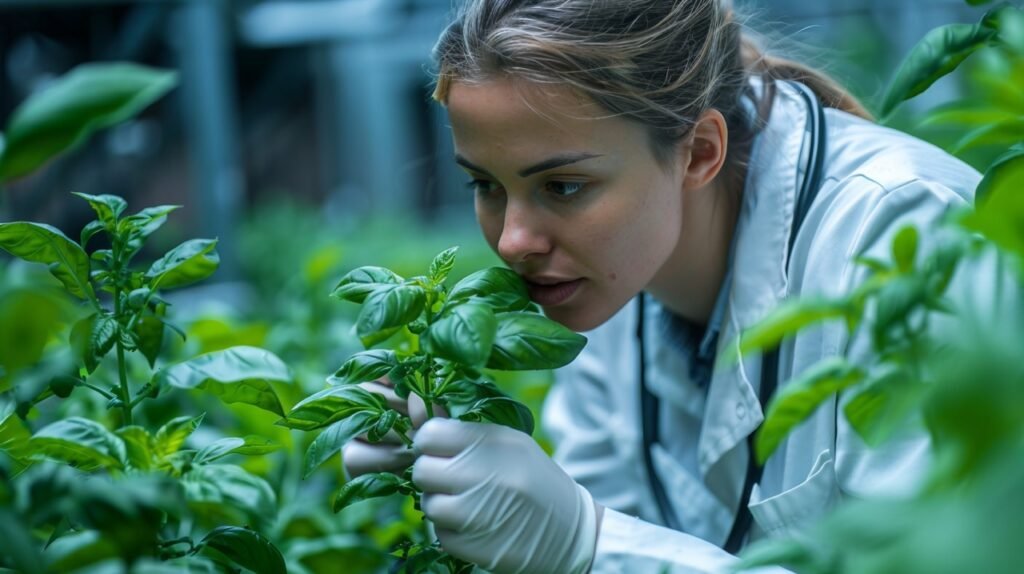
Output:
[540, 303, 612, 334]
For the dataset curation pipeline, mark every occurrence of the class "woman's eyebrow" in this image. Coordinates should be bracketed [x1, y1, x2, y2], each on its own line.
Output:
[454, 152, 603, 178]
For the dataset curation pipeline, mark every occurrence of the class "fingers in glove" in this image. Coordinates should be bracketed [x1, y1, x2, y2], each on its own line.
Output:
[342, 438, 416, 477]
[421, 493, 471, 531]
[408, 392, 449, 429]
[411, 454, 473, 494]
[413, 418, 492, 457]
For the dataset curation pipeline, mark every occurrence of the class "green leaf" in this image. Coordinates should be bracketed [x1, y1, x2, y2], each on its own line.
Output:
[457, 397, 535, 435]
[720, 299, 852, 366]
[919, 101, 1021, 127]
[279, 386, 386, 431]
[0, 62, 178, 182]
[949, 116, 1024, 154]
[356, 284, 427, 338]
[145, 238, 219, 290]
[844, 369, 926, 447]
[120, 205, 181, 260]
[0, 412, 33, 461]
[116, 426, 155, 470]
[198, 526, 286, 574]
[367, 409, 399, 443]
[872, 276, 929, 344]
[331, 266, 402, 303]
[880, 21, 997, 116]
[303, 410, 379, 478]
[422, 302, 497, 367]
[131, 315, 164, 368]
[183, 463, 277, 521]
[70, 313, 118, 374]
[154, 346, 291, 416]
[0, 222, 92, 299]
[486, 312, 587, 370]
[447, 267, 532, 312]
[755, 358, 865, 464]
[327, 350, 397, 386]
[332, 472, 406, 513]
[30, 417, 126, 470]
[71, 193, 126, 229]
[962, 143, 1024, 258]
[194, 436, 281, 465]
[154, 413, 205, 461]
[79, 220, 105, 249]
[733, 537, 827, 573]
[892, 226, 919, 273]
[428, 246, 459, 286]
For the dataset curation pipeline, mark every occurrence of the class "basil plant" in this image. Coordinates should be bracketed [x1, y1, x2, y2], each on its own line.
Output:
[280, 247, 587, 573]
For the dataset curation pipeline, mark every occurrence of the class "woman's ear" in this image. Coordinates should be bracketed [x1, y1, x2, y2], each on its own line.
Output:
[680, 109, 728, 191]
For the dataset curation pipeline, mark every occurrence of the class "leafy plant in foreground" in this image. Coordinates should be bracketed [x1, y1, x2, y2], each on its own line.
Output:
[729, 2, 1024, 573]
[279, 247, 587, 573]
[0, 192, 293, 572]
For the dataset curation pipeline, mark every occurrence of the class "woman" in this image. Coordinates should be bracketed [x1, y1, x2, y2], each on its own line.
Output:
[344, 1, 981, 572]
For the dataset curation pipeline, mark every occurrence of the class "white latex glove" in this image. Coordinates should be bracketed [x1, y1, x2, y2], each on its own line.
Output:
[412, 418, 599, 574]
[341, 379, 443, 478]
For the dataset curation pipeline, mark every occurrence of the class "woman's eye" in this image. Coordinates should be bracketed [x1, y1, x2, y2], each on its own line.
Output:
[546, 181, 587, 198]
[466, 179, 500, 195]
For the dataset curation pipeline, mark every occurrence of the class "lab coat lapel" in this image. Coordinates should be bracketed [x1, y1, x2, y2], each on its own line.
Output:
[697, 81, 811, 488]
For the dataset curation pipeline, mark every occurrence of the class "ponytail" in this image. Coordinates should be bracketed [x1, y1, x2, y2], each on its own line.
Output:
[739, 32, 875, 121]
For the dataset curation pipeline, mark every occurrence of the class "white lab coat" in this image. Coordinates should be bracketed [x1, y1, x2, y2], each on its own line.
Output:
[543, 79, 990, 573]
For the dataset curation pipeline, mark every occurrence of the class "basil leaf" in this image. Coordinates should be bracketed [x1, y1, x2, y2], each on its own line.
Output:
[447, 267, 531, 312]
[880, 19, 997, 116]
[356, 284, 426, 338]
[194, 436, 282, 465]
[280, 386, 387, 431]
[131, 314, 164, 368]
[331, 266, 402, 303]
[70, 313, 118, 374]
[0, 222, 93, 299]
[328, 350, 397, 386]
[422, 302, 497, 367]
[71, 193, 126, 229]
[456, 396, 535, 435]
[332, 472, 406, 513]
[486, 312, 587, 370]
[720, 299, 853, 367]
[892, 226, 919, 274]
[0, 63, 178, 181]
[303, 410, 379, 478]
[428, 246, 459, 286]
[154, 413, 205, 461]
[367, 409, 399, 443]
[116, 425, 156, 470]
[755, 358, 865, 464]
[154, 346, 290, 416]
[30, 417, 126, 470]
[183, 463, 277, 521]
[146, 238, 219, 290]
[198, 526, 286, 574]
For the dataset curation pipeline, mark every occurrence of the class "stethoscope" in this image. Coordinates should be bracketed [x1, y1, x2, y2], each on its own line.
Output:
[637, 80, 828, 554]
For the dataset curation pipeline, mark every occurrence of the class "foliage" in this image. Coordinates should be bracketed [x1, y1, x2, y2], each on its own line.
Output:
[731, 2, 1024, 572]
[280, 248, 587, 572]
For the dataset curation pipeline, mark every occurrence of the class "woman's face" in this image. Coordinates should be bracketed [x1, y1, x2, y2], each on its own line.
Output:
[446, 78, 688, 332]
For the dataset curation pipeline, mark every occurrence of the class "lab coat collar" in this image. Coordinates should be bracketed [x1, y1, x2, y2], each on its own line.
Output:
[697, 79, 810, 478]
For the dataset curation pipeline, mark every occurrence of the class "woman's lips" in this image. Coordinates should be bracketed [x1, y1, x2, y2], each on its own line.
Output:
[525, 278, 583, 306]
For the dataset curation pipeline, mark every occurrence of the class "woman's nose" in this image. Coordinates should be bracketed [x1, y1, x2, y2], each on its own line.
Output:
[496, 200, 552, 264]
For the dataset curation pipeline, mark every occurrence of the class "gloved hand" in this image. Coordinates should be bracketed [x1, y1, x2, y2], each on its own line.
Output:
[412, 418, 600, 574]
[341, 379, 443, 478]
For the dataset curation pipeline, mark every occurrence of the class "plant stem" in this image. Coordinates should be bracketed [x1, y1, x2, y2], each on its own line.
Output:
[111, 241, 133, 426]
[82, 382, 115, 400]
[398, 432, 416, 449]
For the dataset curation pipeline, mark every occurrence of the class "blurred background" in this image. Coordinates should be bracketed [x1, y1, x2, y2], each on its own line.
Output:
[0, 0, 984, 286]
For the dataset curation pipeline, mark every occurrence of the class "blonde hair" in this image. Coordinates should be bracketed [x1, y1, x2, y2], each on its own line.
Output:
[431, 0, 871, 182]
